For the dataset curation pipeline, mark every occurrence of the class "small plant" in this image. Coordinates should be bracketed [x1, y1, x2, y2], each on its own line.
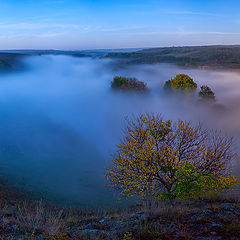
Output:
[121, 232, 133, 240]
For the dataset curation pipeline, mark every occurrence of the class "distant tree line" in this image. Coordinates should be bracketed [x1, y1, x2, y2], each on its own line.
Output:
[105, 45, 240, 68]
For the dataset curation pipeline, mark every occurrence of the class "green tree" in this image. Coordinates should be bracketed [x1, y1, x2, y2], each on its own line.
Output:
[111, 76, 148, 91]
[106, 114, 239, 200]
[164, 74, 197, 93]
[199, 85, 216, 102]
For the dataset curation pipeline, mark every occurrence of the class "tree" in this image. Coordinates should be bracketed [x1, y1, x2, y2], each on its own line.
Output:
[111, 76, 148, 91]
[199, 85, 216, 102]
[164, 74, 197, 93]
[106, 114, 239, 200]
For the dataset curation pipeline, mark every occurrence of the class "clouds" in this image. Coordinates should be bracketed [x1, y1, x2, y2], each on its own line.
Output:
[0, 0, 239, 49]
[43, 0, 65, 4]
[36, 32, 67, 38]
[165, 10, 223, 17]
[0, 22, 79, 30]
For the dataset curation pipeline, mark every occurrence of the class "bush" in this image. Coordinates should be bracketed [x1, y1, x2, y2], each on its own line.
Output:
[199, 85, 216, 102]
[106, 113, 239, 200]
[111, 76, 148, 91]
[164, 74, 197, 93]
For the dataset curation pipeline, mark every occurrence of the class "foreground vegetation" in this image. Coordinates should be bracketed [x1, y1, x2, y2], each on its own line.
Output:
[0, 114, 238, 240]
[0, 180, 239, 239]
[107, 114, 239, 201]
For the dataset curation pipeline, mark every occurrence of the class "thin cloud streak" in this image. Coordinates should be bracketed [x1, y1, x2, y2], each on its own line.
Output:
[0, 22, 80, 30]
[36, 32, 67, 38]
[165, 11, 224, 17]
[0, 32, 67, 39]
[43, 1, 65, 4]
[122, 31, 240, 36]
[100, 25, 147, 32]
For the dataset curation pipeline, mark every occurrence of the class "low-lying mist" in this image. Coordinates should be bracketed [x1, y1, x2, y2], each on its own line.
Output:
[0, 55, 239, 208]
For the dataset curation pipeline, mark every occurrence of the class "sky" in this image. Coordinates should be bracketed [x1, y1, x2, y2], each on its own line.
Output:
[0, 0, 240, 50]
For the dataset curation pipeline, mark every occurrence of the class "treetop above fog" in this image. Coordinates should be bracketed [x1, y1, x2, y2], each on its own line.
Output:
[199, 85, 216, 102]
[111, 76, 148, 92]
[164, 74, 197, 93]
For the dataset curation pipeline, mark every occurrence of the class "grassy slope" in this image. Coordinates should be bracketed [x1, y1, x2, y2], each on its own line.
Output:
[105, 45, 240, 68]
[0, 179, 239, 240]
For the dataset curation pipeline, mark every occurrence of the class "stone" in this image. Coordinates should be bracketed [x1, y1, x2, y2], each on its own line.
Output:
[98, 217, 108, 223]
[129, 212, 147, 221]
[211, 222, 221, 228]
[83, 229, 100, 236]
[219, 203, 236, 212]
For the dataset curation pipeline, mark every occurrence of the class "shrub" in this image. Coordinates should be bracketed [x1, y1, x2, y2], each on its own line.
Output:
[106, 113, 239, 200]
[199, 85, 216, 102]
[164, 74, 197, 93]
[111, 76, 148, 91]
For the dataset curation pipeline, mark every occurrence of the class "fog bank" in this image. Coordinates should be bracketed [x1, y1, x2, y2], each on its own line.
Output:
[0, 55, 239, 207]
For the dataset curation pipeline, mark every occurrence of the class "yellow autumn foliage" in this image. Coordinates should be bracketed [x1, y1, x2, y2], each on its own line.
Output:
[106, 113, 239, 200]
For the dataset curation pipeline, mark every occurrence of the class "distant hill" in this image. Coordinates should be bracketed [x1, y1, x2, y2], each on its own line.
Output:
[0, 52, 26, 72]
[0, 48, 142, 72]
[104, 45, 240, 68]
[2, 45, 240, 72]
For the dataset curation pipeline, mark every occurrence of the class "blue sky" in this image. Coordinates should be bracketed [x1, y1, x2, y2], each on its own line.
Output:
[0, 0, 240, 49]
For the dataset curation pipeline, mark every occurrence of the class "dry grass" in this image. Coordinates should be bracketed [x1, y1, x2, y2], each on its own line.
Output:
[0, 179, 239, 239]
[16, 200, 65, 235]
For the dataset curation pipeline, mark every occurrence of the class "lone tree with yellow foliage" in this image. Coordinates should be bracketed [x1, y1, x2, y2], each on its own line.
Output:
[106, 114, 239, 200]
[164, 74, 197, 94]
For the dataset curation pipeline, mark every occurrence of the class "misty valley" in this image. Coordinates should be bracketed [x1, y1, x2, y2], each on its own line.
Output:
[0, 54, 239, 208]
[2, 0, 240, 238]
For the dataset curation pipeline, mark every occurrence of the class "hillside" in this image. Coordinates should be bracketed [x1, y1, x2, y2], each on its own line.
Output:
[105, 45, 240, 68]
[3, 45, 240, 71]
[0, 52, 26, 72]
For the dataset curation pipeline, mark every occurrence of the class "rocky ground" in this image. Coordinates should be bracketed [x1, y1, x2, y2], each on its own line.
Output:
[0, 180, 239, 239]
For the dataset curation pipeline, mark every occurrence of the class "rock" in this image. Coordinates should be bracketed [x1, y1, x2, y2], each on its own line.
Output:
[98, 217, 108, 223]
[201, 209, 212, 215]
[219, 203, 236, 213]
[85, 223, 96, 229]
[71, 226, 83, 231]
[106, 220, 124, 231]
[70, 227, 101, 238]
[217, 212, 235, 222]
[84, 222, 105, 230]
[130, 212, 140, 218]
[167, 223, 178, 232]
[129, 212, 147, 221]
[191, 213, 209, 223]
[211, 222, 221, 228]
[83, 229, 100, 236]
